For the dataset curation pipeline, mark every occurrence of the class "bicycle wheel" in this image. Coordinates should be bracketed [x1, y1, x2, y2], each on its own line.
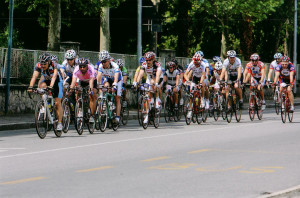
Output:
[192, 97, 199, 123]
[221, 96, 226, 120]
[249, 94, 255, 121]
[137, 95, 143, 126]
[208, 94, 214, 117]
[154, 107, 160, 128]
[256, 96, 263, 120]
[141, 99, 149, 129]
[280, 97, 286, 123]
[274, 92, 280, 115]
[87, 111, 95, 134]
[164, 96, 171, 123]
[35, 100, 48, 139]
[235, 95, 242, 122]
[226, 96, 233, 123]
[62, 98, 71, 133]
[213, 94, 219, 121]
[94, 98, 101, 130]
[121, 99, 129, 125]
[75, 98, 84, 135]
[99, 99, 108, 132]
[52, 105, 62, 137]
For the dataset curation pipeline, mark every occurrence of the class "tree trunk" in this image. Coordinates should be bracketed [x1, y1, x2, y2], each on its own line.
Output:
[47, 0, 61, 51]
[99, 7, 110, 51]
[240, 15, 253, 60]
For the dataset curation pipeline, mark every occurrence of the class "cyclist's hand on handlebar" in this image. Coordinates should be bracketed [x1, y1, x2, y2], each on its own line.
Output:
[47, 86, 53, 92]
[27, 86, 33, 93]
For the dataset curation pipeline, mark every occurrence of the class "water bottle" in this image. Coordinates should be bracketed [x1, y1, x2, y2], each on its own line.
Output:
[195, 98, 199, 106]
[108, 101, 113, 111]
[70, 102, 74, 112]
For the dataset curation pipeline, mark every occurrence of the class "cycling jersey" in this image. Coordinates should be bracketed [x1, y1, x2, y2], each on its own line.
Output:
[98, 61, 122, 82]
[34, 61, 62, 82]
[136, 66, 147, 81]
[222, 57, 242, 76]
[246, 61, 265, 79]
[276, 63, 295, 82]
[73, 64, 95, 82]
[120, 67, 128, 77]
[270, 60, 279, 70]
[61, 59, 78, 78]
[164, 69, 180, 86]
[140, 61, 162, 80]
[186, 61, 207, 78]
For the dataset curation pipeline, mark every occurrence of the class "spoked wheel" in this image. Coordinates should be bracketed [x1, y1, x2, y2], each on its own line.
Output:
[226, 96, 233, 123]
[141, 99, 149, 129]
[154, 108, 160, 128]
[137, 96, 143, 126]
[235, 95, 242, 122]
[288, 109, 293, 122]
[213, 94, 219, 121]
[173, 107, 179, 122]
[202, 108, 208, 123]
[52, 106, 62, 137]
[35, 100, 48, 139]
[112, 110, 119, 131]
[121, 99, 129, 125]
[94, 98, 101, 130]
[164, 96, 171, 123]
[87, 111, 95, 134]
[196, 110, 203, 125]
[208, 94, 214, 117]
[185, 101, 192, 125]
[178, 96, 184, 121]
[221, 97, 226, 120]
[249, 95, 255, 121]
[192, 98, 199, 123]
[62, 98, 71, 133]
[257, 98, 263, 120]
[99, 99, 108, 132]
[75, 98, 84, 135]
[281, 97, 287, 123]
[274, 92, 280, 115]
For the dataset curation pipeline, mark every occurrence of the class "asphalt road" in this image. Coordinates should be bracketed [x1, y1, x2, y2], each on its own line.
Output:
[1, 109, 300, 198]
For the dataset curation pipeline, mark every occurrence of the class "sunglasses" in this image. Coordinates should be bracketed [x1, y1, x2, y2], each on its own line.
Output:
[79, 65, 87, 68]
[169, 67, 174, 69]
[67, 59, 74, 61]
[146, 60, 152, 62]
[102, 60, 109, 64]
[40, 62, 47, 66]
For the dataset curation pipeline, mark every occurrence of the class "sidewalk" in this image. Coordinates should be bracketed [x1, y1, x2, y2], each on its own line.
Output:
[1, 98, 300, 131]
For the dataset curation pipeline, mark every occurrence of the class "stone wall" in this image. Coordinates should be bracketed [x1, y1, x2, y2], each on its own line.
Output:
[0, 84, 299, 115]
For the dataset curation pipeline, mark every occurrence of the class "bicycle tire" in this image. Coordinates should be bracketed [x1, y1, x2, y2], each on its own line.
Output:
[235, 95, 242, 122]
[62, 98, 71, 133]
[87, 109, 95, 134]
[281, 96, 286, 123]
[52, 104, 62, 137]
[75, 98, 84, 135]
[94, 98, 101, 130]
[153, 107, 160, 128]
[121, 104, 129, 126]
[164, 96, 170, 123]
[99, 99, 108, 132]
[213, 94, 219, 121]
[141, 99, 149, 129]
[226, 96, 233, 123]
[288, 109, 293, 122]
[274, 92, 280, 115]
[257, 97, 263, 120]
[249, 94, 255, 121]
[35, 100, 48, 139]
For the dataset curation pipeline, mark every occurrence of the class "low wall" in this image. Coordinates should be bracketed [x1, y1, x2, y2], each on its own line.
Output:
[0, 84, 299, 115]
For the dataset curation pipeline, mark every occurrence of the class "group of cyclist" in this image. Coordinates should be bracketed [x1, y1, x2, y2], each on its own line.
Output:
[27, 48, 296, 132]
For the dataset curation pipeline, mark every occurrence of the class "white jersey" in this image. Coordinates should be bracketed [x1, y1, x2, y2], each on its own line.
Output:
[164, 69, 179, 86]
[186, 61, 208, 78]
[61, 59, 78, 77]
[141, 61, 162, 80]
[270, 60, 279, 70]
[222, 57, 242, 76]
[98, 61, 122, 81]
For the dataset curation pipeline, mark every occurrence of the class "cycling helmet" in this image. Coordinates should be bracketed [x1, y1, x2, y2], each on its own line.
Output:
[116, 59, 124, 68]
[250, 53, 259, 61]
[281, 55, 290, 62]
[213, 56, 222, 63]
[144, 51, 156, 60]
[214, 61, 223, 70]
[274, 53, 282, 59]
[39, 53, 50, 63]
[65, 49, 76, 59]
[227, 50, 236, 57]
[195, 51, 204, 57]
[50, 55, 58, 62]
[78, 57, 89, 66]
[166, 61, 176, 69]
[99, 50, 111, 62]
[171, 58, 178, 65]
[139, 57, 145, 64]
[193, 54, 202, 65]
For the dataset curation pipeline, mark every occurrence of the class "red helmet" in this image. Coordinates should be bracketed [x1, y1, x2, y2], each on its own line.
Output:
[144, 51, 156, 61]
[193, 54, 202, 65]
[281, 55, 290, 62]
[250, 53, 259, 61]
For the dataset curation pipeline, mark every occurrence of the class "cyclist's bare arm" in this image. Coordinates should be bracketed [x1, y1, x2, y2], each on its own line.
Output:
[50, 69, 58, 88]
[155, 69, 162, 84]
[136, 69, 145, 83]
[29, 71, 40, 87]
[237, 66, 242, 81]
[243, 69, 248, 82]
[290, 71, 294, 84]
[163, 75, 167, 83]
[273, 72, 280, 84]
[89, 77, 95, 89]
[200, 72, 205, 84]
[114, 72, 119, 84]
[60, 68, 66, 80]
[267, 68, 274, 81]
[220, 67, 226, 81]
[184, 69, 191, 82]
[260, 68, 265, 82]
[96, 72, 102, 85]
[70, 77, 78, 89]
[176, 75, 180, 86]
[243, 72, 251, 84]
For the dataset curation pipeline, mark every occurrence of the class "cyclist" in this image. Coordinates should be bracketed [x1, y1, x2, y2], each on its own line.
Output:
[163, 61, 180, 109]
[116, 59, 128, 107]
[135, 51, 163, 123]
[96, 50, 123, 124]
[211, 61, 226, 92]
[273, 56, 295, 111]
[184, 53, 208, 119]
[69, 57, 97, 123]
[27, 52, 64, 131]
[133, 57, 147, 85]
[172, 58, 184, 106]
[220, 50, 243, 108]
[267, 52, 282, 85]
[243, 53, 266, 109]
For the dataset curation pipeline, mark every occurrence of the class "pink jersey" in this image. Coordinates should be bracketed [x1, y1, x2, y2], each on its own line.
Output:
[73, 64, 95, 82]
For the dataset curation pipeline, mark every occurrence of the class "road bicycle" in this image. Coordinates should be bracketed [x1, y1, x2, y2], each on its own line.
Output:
[164, 85, 179, 122]
[140, 83, 160, 129]
[225, 81, 242, 123]
[29, 88, 61, 139]
[248, 85, 263, 121]
[212, 83, 226, 121]
[74, 86, 95, 135]
[280, 83, 293, 123]
[96, 86, 119, 132]
[61, 85, 76, 133]
[185, 84, 205, 125]
[120, 87, 129, 125]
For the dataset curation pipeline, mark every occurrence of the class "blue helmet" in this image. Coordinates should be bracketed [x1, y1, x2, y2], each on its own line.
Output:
[139, 57, 145, 64]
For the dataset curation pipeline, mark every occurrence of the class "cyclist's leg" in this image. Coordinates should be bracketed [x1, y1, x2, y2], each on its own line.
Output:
[287, 86, 294, 106]
[115, 80, 123, 118]
[173, 86, 179, 106]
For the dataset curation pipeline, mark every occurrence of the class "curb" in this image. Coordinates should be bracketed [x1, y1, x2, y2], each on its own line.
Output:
[257, 185, 300, 198]
[1, 102, 299, 132]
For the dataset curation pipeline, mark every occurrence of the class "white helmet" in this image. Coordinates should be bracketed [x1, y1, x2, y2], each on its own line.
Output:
[227, 50, 236, 57]
[65, 49, 76, 59]
[274, 53, 282, 59]
[99, 50, 111, 62]
[116, 59, 124, 67]
[215, 61, 223, 70]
